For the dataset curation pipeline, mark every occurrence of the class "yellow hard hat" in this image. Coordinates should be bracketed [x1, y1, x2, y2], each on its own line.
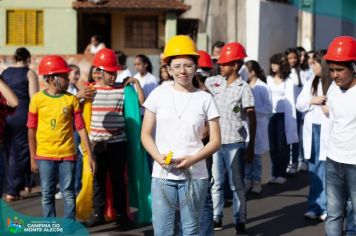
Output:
[162, 35, 199, 63]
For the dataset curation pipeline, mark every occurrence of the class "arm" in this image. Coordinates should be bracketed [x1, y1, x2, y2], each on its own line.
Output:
[84, 44, 91, 54]
[0, 78, 18, 107]
[125, 77, 145, 106]
[176, 118, 221, 169]
[141, 109, 166, 166]
[28, 69, 39, 98]
[245, 107, 256, 163]
[77, 128, 96, 175]
[28, 128, 38, 173]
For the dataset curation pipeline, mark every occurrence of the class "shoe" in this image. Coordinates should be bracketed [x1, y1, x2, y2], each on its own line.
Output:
[268, 177, 277, 184]
[5, 194, 21, 202]
[286, 164, 297, 175]
[86, 214, 105, 227]
[235, 223, 247, 235]
[251, 181, 262, 194]
[245, 179, 252, 193]
[274, 177, 287, 184]
[298, 161, 308, 172]
[213, 220, 223, 231]
[116, 215, 134, 230]
[319, 213, 327, 221]
[304, 211, 317, 220]
[55, 192, 63, 200]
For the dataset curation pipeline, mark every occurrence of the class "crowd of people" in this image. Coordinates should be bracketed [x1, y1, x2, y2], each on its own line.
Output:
[0, 34, 355, 236]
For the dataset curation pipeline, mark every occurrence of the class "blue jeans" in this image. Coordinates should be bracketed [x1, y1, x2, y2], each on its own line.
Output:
[151, 177, 208, 236]
[73, 131, 82, 195]
[307, 124, 326, 215]
[268, 113, 289, 178]
[325, 158, 356, 236]
[200, 157, 213, 236]
[291, 111, 304, 165]
[245, 154, 262, 182]
[211, 142, 246, 224]
[346, 199, 356, 236]
[37, 160, 76, 220]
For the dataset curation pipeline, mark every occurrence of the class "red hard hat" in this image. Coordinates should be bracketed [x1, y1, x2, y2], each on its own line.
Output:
[324, 36, 356, 62]
[38, 55, 71, 76]
[197, 50, 213, 69]
[217, 42, 247, 64]
[93, 48, 121, 72]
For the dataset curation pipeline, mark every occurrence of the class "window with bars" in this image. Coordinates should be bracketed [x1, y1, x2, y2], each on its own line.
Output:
[7, 10, 44, 45]
[125, 16, 158, 48]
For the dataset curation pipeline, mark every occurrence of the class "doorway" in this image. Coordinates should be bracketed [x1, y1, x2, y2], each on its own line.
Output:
[78, 13, 111, 53]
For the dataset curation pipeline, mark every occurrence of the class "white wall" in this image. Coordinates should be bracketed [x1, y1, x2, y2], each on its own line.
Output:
[257, 1, 298, 72]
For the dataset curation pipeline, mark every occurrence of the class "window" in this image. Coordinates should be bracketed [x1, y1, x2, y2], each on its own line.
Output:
[7, 10, 44, 45]
[125, 16, 157, 48]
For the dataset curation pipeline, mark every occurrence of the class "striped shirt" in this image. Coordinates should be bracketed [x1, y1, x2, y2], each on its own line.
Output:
[89, 84, 127, 142]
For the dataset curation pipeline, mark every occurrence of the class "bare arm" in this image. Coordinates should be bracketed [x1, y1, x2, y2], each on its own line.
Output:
[28, 69, 39, 98]
[245, 107, 256, 163]
[0, 78, 18, 107]
[141, 109, 166, 166]
[125, 77, 145, 106]
[84, 44, 91, 54]
[77, 128, 96, 175]
[28, 128, 38, 173]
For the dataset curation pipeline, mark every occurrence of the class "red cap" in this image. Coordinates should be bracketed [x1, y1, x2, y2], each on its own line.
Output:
[324, 36, 356, 62]
[197, 50, 213, 69]
[217, 42, 247, 64]
[93, 48, 122, 72]
[38, 55, 71, 76]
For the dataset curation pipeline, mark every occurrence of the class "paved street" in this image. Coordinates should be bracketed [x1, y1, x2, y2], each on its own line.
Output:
[6, 156, 325, 236]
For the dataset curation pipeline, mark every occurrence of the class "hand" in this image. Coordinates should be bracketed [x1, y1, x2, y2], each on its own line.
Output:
[124, 77, 139, 86]
[77, 88, 95, 100]
[311, 96, 326, 105]
[31, 158, 39, 174]
[88, 157, 96, 176]
[155, 154, 168, 167]
[245, 144, 254, 164]
[175, 156, 194, 170]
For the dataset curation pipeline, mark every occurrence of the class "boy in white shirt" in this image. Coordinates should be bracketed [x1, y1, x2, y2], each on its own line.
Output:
[323, 36, 356, 235]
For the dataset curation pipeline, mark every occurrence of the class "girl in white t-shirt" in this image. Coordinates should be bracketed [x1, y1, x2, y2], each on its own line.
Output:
[285, 47, 314, 174]
[141, 35, 221, 236]
[296, 50, 332, 220]
[267, 53, 298, 184]
[244, 60, 272, 193]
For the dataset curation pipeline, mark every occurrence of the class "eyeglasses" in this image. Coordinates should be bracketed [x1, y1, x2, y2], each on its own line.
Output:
[170, 64, 195, 72]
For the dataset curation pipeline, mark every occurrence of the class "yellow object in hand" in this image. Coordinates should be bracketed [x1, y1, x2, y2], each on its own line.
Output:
[165, 151, 173, 165]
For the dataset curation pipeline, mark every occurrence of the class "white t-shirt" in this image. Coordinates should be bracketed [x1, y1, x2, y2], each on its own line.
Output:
[251, 79, 272, 154]
[90, 43, 105, 55]
[267, 76, 287, 113]
[134, 72, 158, 115]
[115, 68, 132, 83]
[326, 83, 356, 164]
[143, 85, 220, 180]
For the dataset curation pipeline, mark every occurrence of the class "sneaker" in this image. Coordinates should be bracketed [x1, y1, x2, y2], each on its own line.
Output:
[319, 213, 327, 221]
[235, 223, 247, 235]
[86, 214, 105, 227]
[268, 177, 277, 184]
[274, 177, 287, 184]
[55, 192, 63, 200]
[213, 220, 223, 231]
[304, 211, 317, 220]
[298, 161, 308, 172]
[245, 179, 252, 193]
[251, 181, 262, 194]
[286, 164, 297, 175]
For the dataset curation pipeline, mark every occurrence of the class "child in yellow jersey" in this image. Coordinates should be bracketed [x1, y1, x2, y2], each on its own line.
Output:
[27, 55, 95, 221]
